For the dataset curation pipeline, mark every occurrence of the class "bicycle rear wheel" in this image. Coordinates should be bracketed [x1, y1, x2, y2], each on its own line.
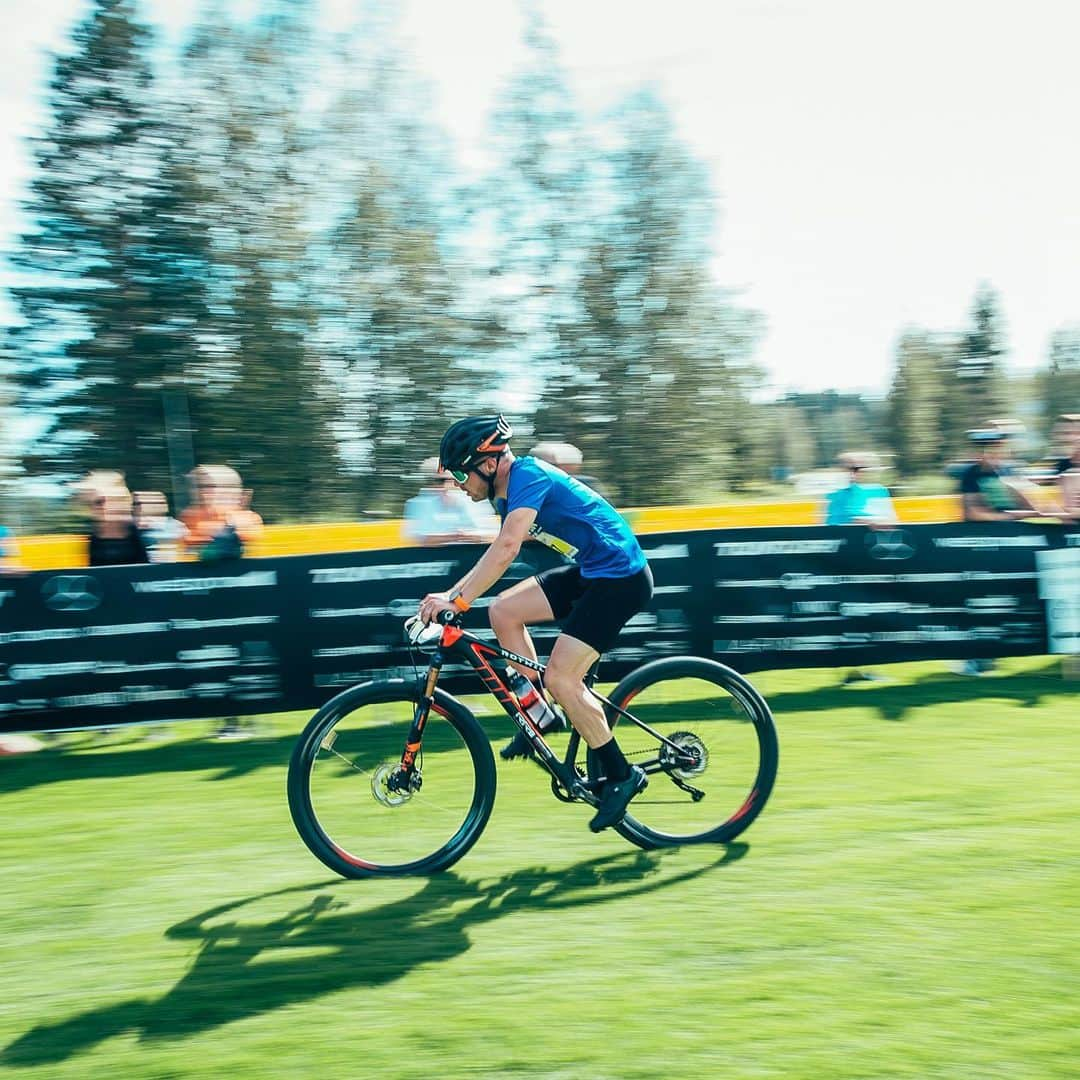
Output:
[575, 657, 778, 850]
[287, 678, 496, 878]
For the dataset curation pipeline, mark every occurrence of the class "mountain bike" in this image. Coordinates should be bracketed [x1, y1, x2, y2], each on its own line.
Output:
[287, 611, 778, 879]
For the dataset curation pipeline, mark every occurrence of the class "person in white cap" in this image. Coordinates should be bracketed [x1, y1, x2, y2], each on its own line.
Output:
[403, 457, 498, 546]
[528, 441, 610, 500]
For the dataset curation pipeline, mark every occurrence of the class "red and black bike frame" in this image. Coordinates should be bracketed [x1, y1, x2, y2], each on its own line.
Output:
[398, 612, 699, 802]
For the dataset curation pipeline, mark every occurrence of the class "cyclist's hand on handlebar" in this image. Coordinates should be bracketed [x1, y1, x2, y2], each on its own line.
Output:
[418, 591, 455, 625]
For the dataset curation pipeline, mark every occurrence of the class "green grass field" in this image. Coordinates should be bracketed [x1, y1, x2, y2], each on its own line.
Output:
[1, 657, 1077, 1079]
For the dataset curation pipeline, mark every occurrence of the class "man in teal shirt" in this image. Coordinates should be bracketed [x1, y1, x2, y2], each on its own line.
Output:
[823, 452, 897, 526]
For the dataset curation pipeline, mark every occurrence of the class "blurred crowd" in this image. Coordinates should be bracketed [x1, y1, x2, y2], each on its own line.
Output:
[0, 463, 266, 749]
[69, 463, 264, 568]
[820, 413, 1080, 528]
[2, 416, 1079, 576]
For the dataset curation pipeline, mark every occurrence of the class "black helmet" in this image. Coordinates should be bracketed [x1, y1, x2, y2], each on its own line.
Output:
[439, 415, 513, 474]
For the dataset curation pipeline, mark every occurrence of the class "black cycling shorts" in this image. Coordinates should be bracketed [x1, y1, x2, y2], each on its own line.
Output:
[535, 563, 654, 655]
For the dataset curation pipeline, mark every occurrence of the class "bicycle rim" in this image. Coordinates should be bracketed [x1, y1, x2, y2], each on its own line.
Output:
[584, 658, 777, 848]
[289, 683, 494, 876]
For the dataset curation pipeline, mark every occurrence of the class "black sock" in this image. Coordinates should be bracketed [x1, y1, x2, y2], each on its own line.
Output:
[594, 737, 630, 783]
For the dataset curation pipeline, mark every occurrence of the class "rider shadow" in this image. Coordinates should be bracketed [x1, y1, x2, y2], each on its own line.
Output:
[3, 845, 746, 1067]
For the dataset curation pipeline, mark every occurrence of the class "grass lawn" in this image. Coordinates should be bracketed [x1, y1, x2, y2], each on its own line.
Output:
[0, 657, 1077, 1079]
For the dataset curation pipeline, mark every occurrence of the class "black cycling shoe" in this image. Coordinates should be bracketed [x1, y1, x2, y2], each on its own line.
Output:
[499, 709, 568, 761]
[588, 766, 648, 832]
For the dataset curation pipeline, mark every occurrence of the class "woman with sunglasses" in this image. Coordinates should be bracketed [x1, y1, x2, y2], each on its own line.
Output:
[418, 415, 653, 833]
[82, 477, 150, 567]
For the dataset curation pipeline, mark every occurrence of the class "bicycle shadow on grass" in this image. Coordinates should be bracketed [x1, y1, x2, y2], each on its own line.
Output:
[0, 731, 297, 797]
[0, 723, 467, 797]
[2, 844, 746, 1067]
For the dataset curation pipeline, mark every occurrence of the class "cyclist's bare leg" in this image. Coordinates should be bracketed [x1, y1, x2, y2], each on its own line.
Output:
[487, 577, 555, 682]
[544, 633, 610, 749]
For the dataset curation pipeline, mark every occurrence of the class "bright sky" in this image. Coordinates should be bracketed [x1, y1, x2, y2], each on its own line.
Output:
[2, 0, 1078, 398]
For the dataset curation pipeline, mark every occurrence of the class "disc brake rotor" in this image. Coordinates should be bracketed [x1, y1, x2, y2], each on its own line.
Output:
[371, 763, 419, 807]
[660, 731, 708, 780]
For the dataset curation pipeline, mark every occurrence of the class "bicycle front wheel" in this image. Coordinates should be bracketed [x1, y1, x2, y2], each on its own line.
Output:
[287, 678, 496, 878]
[579, 657, 778, 850]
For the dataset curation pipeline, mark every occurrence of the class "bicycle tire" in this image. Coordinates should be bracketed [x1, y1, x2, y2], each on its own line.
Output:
[287, 678, 496, 878]
[575, 656, 778, 850]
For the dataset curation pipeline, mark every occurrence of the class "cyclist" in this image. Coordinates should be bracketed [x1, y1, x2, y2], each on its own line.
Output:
[418, 415, 654, 832]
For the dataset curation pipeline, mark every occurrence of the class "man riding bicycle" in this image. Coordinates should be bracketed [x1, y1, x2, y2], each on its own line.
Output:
[418, 414, 654, 832]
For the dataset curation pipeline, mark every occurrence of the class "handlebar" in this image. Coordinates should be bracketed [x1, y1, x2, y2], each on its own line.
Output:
[403, 608, 464, 647]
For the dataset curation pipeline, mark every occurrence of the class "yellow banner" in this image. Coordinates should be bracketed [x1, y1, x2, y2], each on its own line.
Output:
[14, 495, 962, 571]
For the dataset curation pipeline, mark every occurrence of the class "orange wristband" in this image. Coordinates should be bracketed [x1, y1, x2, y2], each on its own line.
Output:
[451, 594, 470, 612]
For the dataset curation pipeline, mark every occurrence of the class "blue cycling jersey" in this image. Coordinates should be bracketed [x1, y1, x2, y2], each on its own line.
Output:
[495, 457, 646, 579]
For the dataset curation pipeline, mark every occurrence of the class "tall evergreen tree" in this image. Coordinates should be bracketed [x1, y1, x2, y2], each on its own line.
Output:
[1040, 325, 1080, 434]
[308, 8, 481, 511]
[479, 3, 597, 413]
[941, 283, 1007, 451]
[534, 89, 761, 504]
[886, 329, 950, 475]
[11, 0, 208, 493]
[176, 1, 345, 519]
[0, 330, 19, 521]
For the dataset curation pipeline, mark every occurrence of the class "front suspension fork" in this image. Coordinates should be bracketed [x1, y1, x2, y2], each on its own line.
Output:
[391, 658, 442, 788]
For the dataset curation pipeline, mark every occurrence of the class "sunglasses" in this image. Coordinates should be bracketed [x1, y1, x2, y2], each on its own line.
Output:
[448, 469, 469, 484]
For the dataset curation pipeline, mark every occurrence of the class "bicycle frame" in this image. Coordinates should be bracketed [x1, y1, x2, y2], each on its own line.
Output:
[396, 614, 703, 805]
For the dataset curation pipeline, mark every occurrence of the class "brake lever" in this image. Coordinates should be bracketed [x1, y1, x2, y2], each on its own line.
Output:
[403, 604, 463, 647]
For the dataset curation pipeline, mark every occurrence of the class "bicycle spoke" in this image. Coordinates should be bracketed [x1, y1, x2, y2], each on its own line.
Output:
[293, 691, 491, 874]
[578, 659, 777, 846]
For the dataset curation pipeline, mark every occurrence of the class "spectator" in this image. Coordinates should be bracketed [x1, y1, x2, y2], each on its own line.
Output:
[529, 441, 581, 470]
[819, 452, 897, 685]
[402, 457, 498, 546]
[181, 465, 263, 562]
[0, 519, 21, 575]
[959, 429, 1046, 522]
[953, 426, 1054, 676]
[72, 470, 125, 511]
[822, 452, 898, 527]
[79, 477, 149, 567]
[180, 465, 265, 740]
[133, 490, 187, 563]
[1052, 414, 1080, 522]
[528, 441, 611, 500]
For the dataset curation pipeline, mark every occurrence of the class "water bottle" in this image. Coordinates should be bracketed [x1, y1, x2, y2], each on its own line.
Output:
[505, 668, 559, 731]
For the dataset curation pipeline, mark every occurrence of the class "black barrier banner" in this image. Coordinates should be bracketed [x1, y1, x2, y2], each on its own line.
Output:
[0, 561, 302, 731]
[2, 522, 1076, 732]
[709, 523, 1077, 669]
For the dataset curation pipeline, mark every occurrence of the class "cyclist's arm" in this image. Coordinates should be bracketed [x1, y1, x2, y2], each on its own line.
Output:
[448, 507, 537, 604]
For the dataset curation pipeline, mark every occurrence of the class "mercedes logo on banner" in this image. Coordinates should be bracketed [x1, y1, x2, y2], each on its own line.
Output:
[865, 529, 916, 561]
[41, 575, 104, 613]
